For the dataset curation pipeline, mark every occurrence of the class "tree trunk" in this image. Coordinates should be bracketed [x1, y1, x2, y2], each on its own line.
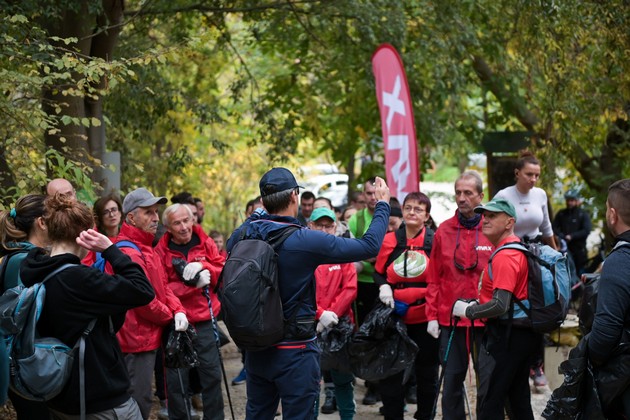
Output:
[86, 0, 124, 193]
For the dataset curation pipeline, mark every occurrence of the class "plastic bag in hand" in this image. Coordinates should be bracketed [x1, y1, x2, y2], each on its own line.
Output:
[162, 322, 200, 369]
[172, 257, 200, 287]
[348, 301, 418, 382]
[318, 315, 354, 373]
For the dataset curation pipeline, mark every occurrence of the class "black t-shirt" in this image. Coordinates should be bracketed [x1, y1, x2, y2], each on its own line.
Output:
[168, 234, 201, 258]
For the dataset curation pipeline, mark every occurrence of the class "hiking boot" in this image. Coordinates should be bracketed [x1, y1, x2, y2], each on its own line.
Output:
[191, 393, 203, 410]
[530, 366, 548, 387]
[405, 384, 417, 404]
[232, 367, 247, 385]
[362, 387, 381, 405]
[321, 386, 337, 414]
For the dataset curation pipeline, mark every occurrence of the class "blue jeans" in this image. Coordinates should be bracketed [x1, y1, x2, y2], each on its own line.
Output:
[246, 340, 320, 420]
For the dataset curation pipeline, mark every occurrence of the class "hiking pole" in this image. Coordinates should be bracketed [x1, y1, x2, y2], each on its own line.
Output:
[177, 368, 193, 420]
[203, 287, 236, 420]
[430, 316, 460, 420]
[463, 382, 473, 420]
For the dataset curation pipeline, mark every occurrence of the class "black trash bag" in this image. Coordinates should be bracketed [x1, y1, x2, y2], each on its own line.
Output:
[318, 315, 353, 373]
[542, 334, 614, 420]
[348, 302, 418, 382]
[162, 322, 200, 369]
[594, 340, 630, 414]
[172, 257, 200, 287]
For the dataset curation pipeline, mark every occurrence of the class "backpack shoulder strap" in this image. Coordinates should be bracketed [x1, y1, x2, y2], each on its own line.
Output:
[422, 227, 434, 256]
[487, 241, 527, 280]
[115, 240, 141, 254]
[266, 225, 300, 251]
[383, 227, 408, 270]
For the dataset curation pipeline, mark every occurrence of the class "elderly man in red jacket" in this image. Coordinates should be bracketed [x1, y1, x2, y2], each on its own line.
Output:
[114, 188, 189, 420]
[156, 203, 226, 420]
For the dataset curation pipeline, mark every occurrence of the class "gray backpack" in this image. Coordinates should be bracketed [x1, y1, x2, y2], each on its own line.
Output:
[0, 263, 96, 402]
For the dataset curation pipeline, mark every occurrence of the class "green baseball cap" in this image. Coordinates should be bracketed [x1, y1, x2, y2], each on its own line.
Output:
[310, 207, 336, 222]
[474, 198, 517, 220]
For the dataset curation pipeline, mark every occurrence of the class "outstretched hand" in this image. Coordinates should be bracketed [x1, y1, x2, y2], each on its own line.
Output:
[77, 229, 113, 253]
[373, 176, 391, 203]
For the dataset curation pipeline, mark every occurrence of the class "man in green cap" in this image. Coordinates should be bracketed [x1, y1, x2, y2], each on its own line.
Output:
[451, 198, 541, 420]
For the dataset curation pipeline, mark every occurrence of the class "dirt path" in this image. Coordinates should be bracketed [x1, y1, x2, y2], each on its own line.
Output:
[0, 321, 553, 419]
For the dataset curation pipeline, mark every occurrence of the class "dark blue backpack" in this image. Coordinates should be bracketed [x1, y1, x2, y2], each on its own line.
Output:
[92, 240, 141, 272]
[488, 242, 571, 333]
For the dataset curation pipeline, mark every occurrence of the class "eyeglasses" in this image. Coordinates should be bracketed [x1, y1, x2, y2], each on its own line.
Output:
[453, 226, 479, 271]
[312, 222, 335, 231]
[403, 205, 426, 214]
[102, 208, 119, 217]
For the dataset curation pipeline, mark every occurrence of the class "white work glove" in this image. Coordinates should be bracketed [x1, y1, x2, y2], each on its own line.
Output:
[452, 300, 475, 319]
[183, 262, 203, 281]
[427, 320, 440, 339]
[316, 321, 326, 334]
[196, 270, 211, 289]
[174, 312, 189, 331]
[379, 284, 395, 308]
[319, 311, 339, 329]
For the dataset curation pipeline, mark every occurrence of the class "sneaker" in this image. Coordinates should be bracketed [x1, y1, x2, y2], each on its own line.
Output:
[232, 367, 247, 385]
[157, 400, 169, 420]
[405, 384, 417, 404]
[362, 387, 381, 405]
[321, 387, 337, 414]
[530, 366, 548, 387]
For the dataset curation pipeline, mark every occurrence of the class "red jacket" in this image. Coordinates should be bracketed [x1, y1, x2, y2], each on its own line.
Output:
[113, 222, 186, 353]
[155, 224, 225, 323]
[374, 228, 431, 324]
[315, 263, 357, 322]
[425, 212, 494, 327]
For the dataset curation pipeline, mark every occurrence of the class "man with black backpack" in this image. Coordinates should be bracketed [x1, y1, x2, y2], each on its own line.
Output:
[451, 198, 540, 420]
[225, 167, 391, 420]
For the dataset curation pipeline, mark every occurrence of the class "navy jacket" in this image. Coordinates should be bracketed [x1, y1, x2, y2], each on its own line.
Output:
[227, 202, 390, 329]
[588, 229, 630, 365]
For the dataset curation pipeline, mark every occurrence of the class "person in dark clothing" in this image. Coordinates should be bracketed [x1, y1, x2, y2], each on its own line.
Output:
[227, 167, 391, 420]
[587, 178, 630, 417]
[20, 193, 155, 419]
[552, 190, 592, 275]
[0, 194, 50, 419]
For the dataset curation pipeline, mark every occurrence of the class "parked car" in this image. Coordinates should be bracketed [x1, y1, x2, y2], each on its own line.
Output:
[302, 173, 349, 208]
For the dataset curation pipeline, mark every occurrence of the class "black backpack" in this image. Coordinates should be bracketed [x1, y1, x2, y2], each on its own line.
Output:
[219, 225, 299, 351]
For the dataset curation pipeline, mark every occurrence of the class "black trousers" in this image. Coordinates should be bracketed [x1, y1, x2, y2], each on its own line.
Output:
[379, 323, 439, 420]
[476, 324, 542, 420]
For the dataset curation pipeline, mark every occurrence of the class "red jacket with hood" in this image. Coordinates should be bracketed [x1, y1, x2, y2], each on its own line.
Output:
[425, 211, 493, 327]
[113, 222, 186, 353]
[155, 224, 224, 323]
[315, 262, 357, 322]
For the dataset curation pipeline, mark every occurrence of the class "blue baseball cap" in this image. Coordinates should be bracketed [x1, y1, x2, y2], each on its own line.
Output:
[259, 167, 303, 197]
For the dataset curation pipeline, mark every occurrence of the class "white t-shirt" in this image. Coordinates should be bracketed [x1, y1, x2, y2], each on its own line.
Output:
[494, 185, 553, 240]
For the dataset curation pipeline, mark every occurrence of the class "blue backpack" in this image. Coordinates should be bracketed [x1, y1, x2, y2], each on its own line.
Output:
[92, 240, 141, 272]
[488, 242, 571, 333]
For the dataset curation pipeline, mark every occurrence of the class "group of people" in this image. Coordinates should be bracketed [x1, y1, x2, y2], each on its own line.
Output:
[0, 153, 627, 420]
[1, 179, 226, 420]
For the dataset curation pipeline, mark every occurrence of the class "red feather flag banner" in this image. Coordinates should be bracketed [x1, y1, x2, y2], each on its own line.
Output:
[371, 44, 420, 201]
